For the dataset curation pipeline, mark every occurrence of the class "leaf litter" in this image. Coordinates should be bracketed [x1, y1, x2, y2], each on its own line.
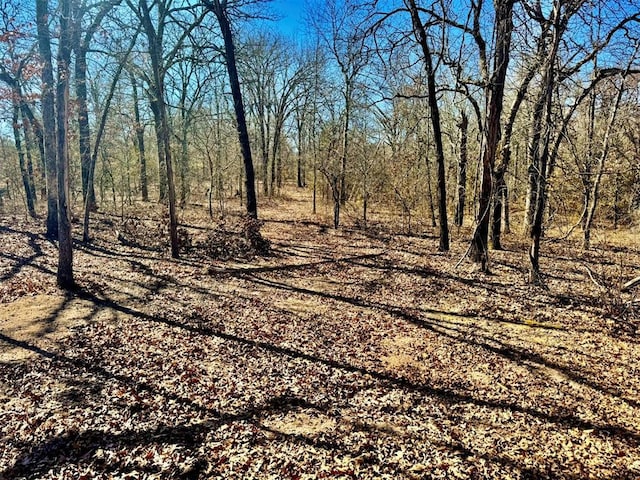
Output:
[1, 194, 640, 479]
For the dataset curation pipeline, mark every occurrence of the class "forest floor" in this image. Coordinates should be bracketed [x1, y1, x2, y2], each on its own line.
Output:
[1, 188, 640, 479]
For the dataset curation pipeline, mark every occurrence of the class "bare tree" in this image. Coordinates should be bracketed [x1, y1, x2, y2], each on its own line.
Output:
[406, 0, 450, 251]
[56, 0, 74, 288]
[583, 48, 638, 249]
[35, 0, 58, 239]
[309, 0, 372, 228]
[468, 0, 516, 268]
[204, 0, 258, 218]
[129, 0, 205, 256]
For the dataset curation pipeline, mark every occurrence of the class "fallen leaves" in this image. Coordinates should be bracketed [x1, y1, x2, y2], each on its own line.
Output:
[1, 196, 640, 479]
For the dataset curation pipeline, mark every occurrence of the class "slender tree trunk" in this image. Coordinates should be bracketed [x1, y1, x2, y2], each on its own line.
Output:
[18, 98, 46, 200]
[36, 0, 58, 239]
[528, 28, 561, 284]
[208, 0, 257, 218]
[490, 176, 507, 249]
[580, 88, 596, 229]
[503, 182, 511, 233]
[139, 1, 179, 257]
[12, 105, 36, 217]
[332, 176, 340, 229]
[340, 82, 351, 207]
[131, 73, 148, 201]
[454, 112, 468, 226]
[76, 45, 96, 210]
[83, 30, 137, 242]
[180, 122, 189, 206]
[23, 123, 38, 205]
[524, 93, 545, 236]
[296, 112, 305, 188]
[56, 0, 74, 288]
[259, 115, 269, 195]
[407, 0, 449, 251]
[491, 61, 537, 246]
[583, 72, 627, 249]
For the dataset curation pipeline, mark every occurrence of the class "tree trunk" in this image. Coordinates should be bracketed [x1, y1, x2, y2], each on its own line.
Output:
[407, 0, 449, 251]
[524, 91, 546, 237]
[180, 122, 189, 206]
[131, 73, 148, 201]
[208, 0, 257, 218]
[470, 0, 515, 268]
[454, 111, 468, 227]
[528, 16, 562, 284]
[56, 0, 74, 289]
[36, 0, 58, 239]
[139, 0, 179, 257]
[18, 96, 46, 201]
[23, 123, 38, 206]
[12, 104, 36, 217]
[340, 82, 351, 207]
[76, 44, 96, 211]
[490, 174, 507, 250]
[583, 71, 627, 249]
[296, 111, 306, 188]
[491, 56, 538, 247]
[83, 30, 137, 242]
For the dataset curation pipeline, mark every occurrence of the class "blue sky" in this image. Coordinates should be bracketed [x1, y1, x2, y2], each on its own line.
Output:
[268, 0, 307, 37]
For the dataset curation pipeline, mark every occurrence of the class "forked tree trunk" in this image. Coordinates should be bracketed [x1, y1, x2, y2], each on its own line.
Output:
[470, 0, 515, 269]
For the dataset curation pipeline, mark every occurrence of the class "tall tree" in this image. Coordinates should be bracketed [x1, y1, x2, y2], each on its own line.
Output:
[35, 0, 58, 239]
[129, 0, 204, 256]
[73, 0, 122, 212]
[310, 0, 371, 227]
[469, 0, 516, 268]
[583, 50, 638, 249]
[56, 0, 74, 288]
[406, 0, 450, 251]
[204, 0, 257, 218]
[525, 0, 640, 283]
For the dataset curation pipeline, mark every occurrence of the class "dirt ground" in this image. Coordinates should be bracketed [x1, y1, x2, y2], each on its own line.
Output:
[1, 189, 639, 479]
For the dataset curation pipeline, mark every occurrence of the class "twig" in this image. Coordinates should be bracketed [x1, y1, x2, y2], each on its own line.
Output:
[583, 263, 605, 290]
[621, 275, 640, 293]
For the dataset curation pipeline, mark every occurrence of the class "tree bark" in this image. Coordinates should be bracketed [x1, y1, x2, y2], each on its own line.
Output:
[36, 0, 58, 239]
[12, 104, 36, 217]
[131, 72, 148, 201]
[75, 43, 95, 211]
[139, 0, 179, 257]
[470, 0, 515, 268]
[207, 0, 257, 218]
[56, 0, 74, 289]
[491, 49, 539, 247]
[454, 111, 468, 227]
[407, 0, 449, 251]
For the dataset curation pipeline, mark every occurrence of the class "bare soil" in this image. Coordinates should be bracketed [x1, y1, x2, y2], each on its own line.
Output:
[1, 189, 639, 479]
